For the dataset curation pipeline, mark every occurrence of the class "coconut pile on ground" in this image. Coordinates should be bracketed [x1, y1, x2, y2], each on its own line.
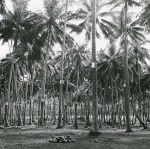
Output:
[49, 135, 75, 143]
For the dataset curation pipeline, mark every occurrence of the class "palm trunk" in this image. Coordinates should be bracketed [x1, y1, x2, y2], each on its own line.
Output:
[38, 98, 41, 125]
[124, 0, 132, 133]
[40, 100, 44, 126]
[29, 65, 35, 124]
[4, 103, 9, 127]
[63, 67, 70, 125]
[74, 66, 79, 129]
[24, 54, 29, 126]
[90, 0, 99, 134]
[4, 61, 13, 127]
[52, 82, 56, 125]
[13, 62, 22, 126]
[40, 50, 48, 126]
[103, 79, 109, 123]
[115, 81, 121, 128]
[64, 73, 70, 124]
[85, 96, 91, 127]
[111, 78, 115, 128]
[0, 104, 2, 125]
[28, 99, 32, 125]
[57, 0, 69, 129]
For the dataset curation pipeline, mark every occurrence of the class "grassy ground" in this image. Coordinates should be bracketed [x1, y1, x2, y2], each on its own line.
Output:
[0, 125, 150, 149]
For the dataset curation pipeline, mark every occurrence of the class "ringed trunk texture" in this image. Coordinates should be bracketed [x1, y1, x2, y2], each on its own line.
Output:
[91, 0, 99, 133]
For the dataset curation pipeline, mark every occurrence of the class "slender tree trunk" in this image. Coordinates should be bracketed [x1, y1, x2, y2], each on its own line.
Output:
[74, 66, 79, 129]
[4, 103, 9, 127]
[40, 101, 44, 126]
[63, 69, 70, 125]
[23, 101, 26, 126]
[32, 100, 35, 123]
[28, 85, 32, 125]
[24, 54, 29, 125]
[10, 103, 14, 126]
[90, 0, 99, 134]
[85, 96, 91, 127]
[17, 99, 22, 126]
[52, 86, 56, 125]
[115, 85, 121, 128]
[103, 79, 108, 123]
[111, 78, 115, 127]
[57, 0, 69, 129]
[22, 77, 25, 126]
[13, 63, 22, 126]
[41, 52, 47, 126]
[38, 98, 41, 125]
[0, 104, 2, 125]
[30, 65, 35, 125]
[124, 0, 132, 133]
[4, 61, 13, 127]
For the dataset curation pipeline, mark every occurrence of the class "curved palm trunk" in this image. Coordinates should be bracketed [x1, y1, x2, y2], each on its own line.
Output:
[90, 0, 99, 134]
[124, 0, 132, 133]
[57, 0, 69, 129]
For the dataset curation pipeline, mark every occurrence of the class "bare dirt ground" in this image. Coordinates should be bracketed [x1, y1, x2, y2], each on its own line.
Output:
[0, 125, 150, 149]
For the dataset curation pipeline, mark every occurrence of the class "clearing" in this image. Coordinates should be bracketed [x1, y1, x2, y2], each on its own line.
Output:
[0, 125, 150, 149]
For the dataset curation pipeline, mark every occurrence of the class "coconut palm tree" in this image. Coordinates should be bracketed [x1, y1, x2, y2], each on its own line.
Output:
[122, 0, 132, 132]
[69, 45, 90, 129]
[67, 0, 117, 134]
[90, 0, 99, 134]
[128, 45, 150, 129]
[106, 0, 144, 132]
[97, 39, 124, 127]
[56, 0, 69, 129]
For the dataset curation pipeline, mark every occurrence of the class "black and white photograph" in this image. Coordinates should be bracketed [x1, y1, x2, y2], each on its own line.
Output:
[0, 0, 150, 148]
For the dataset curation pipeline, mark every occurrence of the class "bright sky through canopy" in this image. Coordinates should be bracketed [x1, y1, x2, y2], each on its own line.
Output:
[0, 0, 149, 62]
[0, 0, 44, 59]
[28, 0, 44, 13]
[0, 0, 109, 59]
